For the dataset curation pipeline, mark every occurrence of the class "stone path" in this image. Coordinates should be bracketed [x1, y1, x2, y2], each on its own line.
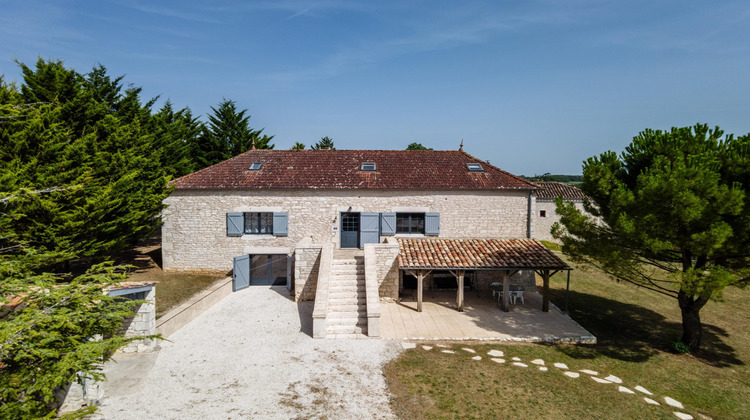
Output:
[400, 342, 697, 420]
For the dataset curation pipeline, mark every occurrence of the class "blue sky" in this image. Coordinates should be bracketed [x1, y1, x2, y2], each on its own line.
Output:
[1, 1, 749, 175]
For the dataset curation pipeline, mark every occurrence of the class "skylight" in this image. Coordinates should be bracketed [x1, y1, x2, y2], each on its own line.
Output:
[249, 162, 263, 170]
[467, 163, 483, 172]
[361, 162, 376, 171]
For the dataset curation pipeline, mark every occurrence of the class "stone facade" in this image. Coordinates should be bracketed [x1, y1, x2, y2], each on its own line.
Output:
[119, 287, 157, 353]
[162, 189, 533, 273]
[365, 238, 400, 301]
[293, 241, 322, 301]
[533, 200, 586, 242]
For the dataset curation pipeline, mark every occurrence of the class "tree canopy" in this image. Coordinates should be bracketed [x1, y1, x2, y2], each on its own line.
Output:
[311, 136, 335, 150]
[291, 141, 305, 150]
[195, 99, 274, 167]
[406, 142, 432, 150]
[553, 124, 750, 352]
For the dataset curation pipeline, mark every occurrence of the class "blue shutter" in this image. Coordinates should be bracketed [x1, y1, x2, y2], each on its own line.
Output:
[273, 212, 288, 236]
[425, 213, 440, 235]
[227, 213, 244, 236]
[233, 254, 250, 291]
[360, 212, 380, 248]
[380, 213, 396, 235]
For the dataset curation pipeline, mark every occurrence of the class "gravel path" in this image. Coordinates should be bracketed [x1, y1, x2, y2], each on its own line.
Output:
[95, 287, 401, 419]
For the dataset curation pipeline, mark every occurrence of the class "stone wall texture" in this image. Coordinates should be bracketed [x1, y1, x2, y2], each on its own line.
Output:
[532, 200, 586, 242]
[119, 287, 157, 353]
[367, 238, 400, 301]
[162, 189, 532, 272]
[293, 244, 321, 301]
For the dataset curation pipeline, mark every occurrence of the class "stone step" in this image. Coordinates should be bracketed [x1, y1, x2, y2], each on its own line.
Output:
[329, 278, 366, 285]
[327, 309, 367, 318]
[328, 286, 366, 293]
[327, 303, 366, 312]
[328, 297, 366, 306]
[332, 259, 361, 265]
[328, 291, 364, 300]
[326, 316, 367, 326]
[326, 325, 367, 335]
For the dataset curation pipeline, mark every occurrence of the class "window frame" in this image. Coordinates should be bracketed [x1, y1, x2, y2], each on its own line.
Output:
[249, 162, 263, 170]
[361, 162, 376, 171]
[243, 212, 274, 235]
[539, 210, 547, 218]
[466, 163, 484, 172]
[396, 212, 426, 234]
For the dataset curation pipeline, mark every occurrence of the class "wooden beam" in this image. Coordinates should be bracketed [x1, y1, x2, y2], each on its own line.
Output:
[542, 270, 550, 312]
[417, 272, 424, 312]
[457, 270, 465, 312]
[502, 271, 510, 312]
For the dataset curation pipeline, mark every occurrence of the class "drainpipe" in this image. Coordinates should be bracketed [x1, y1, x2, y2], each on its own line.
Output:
[527, 190, 535, 239]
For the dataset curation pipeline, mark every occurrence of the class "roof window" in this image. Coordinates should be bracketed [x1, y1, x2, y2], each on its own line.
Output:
[466, 163, 484, 172]
[249, 162, 263, 170]
[361, 162, 376, 171]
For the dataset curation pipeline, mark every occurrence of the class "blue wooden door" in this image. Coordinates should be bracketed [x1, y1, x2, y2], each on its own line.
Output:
[341, 212, 359, 248]
[360, 212, 380, 248]
[233, 254, 250, 291]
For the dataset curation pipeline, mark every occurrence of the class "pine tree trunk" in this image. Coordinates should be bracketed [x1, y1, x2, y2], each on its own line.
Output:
[678, 291, 704, 352]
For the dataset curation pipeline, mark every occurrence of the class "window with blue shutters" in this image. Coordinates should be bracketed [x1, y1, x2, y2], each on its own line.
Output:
[226, 212, 289, 236]
[425, 213, 440, 235]
[396, 213, 426, 234]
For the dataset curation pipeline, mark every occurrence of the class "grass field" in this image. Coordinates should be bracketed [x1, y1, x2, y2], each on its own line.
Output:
[384, 255, 750, 419]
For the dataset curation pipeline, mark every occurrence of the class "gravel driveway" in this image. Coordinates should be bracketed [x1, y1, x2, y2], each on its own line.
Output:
[95, 286, 401, 419]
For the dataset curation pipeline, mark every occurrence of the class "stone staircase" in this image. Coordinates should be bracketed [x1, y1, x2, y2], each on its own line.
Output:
[326, 255, 367, 336]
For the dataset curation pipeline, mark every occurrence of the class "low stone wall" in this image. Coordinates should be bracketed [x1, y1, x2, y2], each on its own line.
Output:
[117, 287, 157, 353]
[156, 277, 232, 338]
[293, 241, 323, 302]
[311, 244, 333, 338]
[370, 238, 400, 301]
[363, 244, 382, 337]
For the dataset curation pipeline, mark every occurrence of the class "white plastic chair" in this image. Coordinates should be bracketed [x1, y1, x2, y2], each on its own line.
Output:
[511, 290, 525, 305]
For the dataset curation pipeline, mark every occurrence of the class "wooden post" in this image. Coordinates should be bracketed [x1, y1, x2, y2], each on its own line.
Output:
[542, 270, 550, 312]
[417, 272, 424, 312]
[502, 271, 510, 312]
[457, 270, 465, 312]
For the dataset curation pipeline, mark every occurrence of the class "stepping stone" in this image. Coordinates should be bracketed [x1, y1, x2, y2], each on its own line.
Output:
[512, 357, 522, 361]
[591, 376, 611, 384]
[472, 356, 482, 361]
[553, 363, 568, 369]
[634, 386, 653, 396]
[437, 344, 449, 348]
[441, 350, 455, 354]
[539, 367, 548, 372]
[462, 348, 476, 353]
[512, 362, 528, 368]
[604, 375, 622, 384]
[401, 342, 417, 349]
[580, 369, 598, 376]
[618, 386, 635, 394]
[664, 397, 684, 409]
[531, 359, 545, 365]
[564, 372, 580, 378]
[673, 413, 693, 420]
[487, 350, 504, 357]
[490, 358, 506, 364]
[422, 346, 433, 351]
[644, 398, 660, 406]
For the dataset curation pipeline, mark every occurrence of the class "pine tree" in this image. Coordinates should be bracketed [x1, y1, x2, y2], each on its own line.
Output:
[311, 136, 335, 150]
[553, 124, 750, 352]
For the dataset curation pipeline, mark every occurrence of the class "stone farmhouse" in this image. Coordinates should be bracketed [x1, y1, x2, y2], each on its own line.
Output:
[162, 148, 571, 337]
[532, 182, 589, 242]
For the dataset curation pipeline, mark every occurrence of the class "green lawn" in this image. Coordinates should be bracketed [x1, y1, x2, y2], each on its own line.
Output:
[385, 255, 750, 419]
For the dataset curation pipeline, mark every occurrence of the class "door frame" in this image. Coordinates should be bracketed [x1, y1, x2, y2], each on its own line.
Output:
[340, 212, 360, 249]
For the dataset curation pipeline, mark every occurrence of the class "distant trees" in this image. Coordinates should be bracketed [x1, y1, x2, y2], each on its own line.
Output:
[195, 99, 274, 168]
[291, 141, 305, 150]
[553, 124, 750, 353]
[406, 142, 432, 150]
[311, 136, 335, 150]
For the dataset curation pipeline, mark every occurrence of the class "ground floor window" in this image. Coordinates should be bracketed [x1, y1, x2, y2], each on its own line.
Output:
[250, 254, 288, 286]
[396, 213, 425, 234]
[244, 212, 273, 234]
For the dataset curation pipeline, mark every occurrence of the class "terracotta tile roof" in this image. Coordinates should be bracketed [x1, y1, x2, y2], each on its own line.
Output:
[398, 238, 569, 270]
[536, 182, 587, 201]
[172, 150, 538, 190]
